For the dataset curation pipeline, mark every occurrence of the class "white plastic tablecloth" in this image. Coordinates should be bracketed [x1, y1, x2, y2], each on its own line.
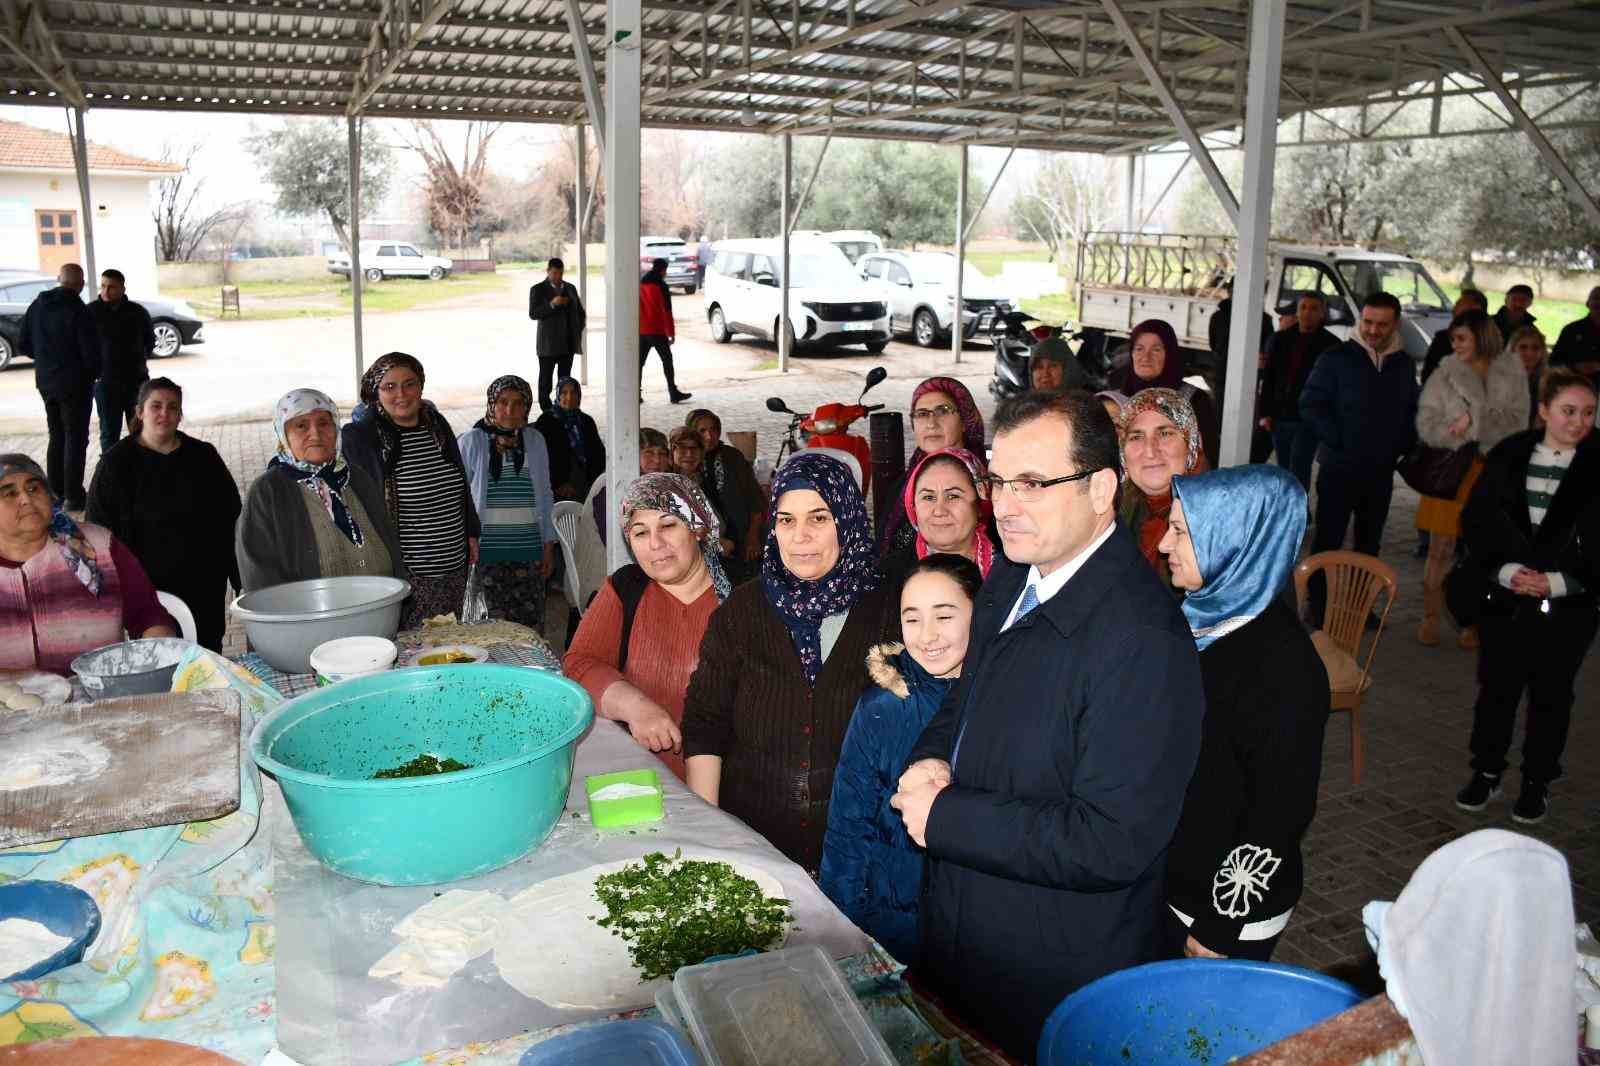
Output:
[272, 718, 871, 1065]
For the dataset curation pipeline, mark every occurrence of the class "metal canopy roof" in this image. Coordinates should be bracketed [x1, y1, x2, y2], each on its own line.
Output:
[1, 0, 1597, 153]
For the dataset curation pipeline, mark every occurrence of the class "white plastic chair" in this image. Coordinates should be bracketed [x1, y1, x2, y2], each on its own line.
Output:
[786, 447, 863, 491]
[156, 590, 197, 642]
[552, 499, 611, 621]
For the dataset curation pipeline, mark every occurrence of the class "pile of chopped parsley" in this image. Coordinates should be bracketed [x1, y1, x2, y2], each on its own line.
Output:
[592, 850, 792, 980]
[372, 754, 471, 779]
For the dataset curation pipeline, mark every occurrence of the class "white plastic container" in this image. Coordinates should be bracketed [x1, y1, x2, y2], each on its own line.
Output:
[308, 636, 397, 686]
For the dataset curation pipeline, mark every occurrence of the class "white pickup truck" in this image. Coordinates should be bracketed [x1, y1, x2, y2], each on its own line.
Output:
[327, 241, 454, 282]
[1072, 232, 1455, 382]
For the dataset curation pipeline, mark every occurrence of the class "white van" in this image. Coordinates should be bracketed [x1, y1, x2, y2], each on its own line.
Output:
[704, 238, 891, 353]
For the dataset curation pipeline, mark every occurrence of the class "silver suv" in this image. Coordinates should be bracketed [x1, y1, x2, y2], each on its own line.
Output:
[858, 251, 1013, 348]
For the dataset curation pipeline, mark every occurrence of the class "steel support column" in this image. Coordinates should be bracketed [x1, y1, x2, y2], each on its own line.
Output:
[566, 0, 608, 150]
[789, 134, 832, 231]
[347, 113, 366, 387]
[1446, 27, 1600, 229]
[576, 123, 590, 384]
[952, 144, 967, 366]
[963, 145, 1014, 241]
[1123, 151, 1137, 233]
[1101, 0, 1240, 227]
[780, 133, 793, 374]
[604, 0, 643, 570]
[1219, 0, 1285, 468]
[67, 107, 95, 284]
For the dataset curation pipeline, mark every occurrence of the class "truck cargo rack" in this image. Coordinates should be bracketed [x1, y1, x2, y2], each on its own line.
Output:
[1076, 232, 1236, 297]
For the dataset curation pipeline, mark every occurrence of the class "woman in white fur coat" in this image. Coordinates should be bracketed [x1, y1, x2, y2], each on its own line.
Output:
[1415, 308, 1531, 646]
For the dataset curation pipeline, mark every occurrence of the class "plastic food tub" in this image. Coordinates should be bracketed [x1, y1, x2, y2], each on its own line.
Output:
[231, 576, 410, 674]
[518, 1020, 698, 1066]
[585, 768, 665, 828]
[309, 635, 398, 687]
[0, 879, 102, 982]
[1036, 958, 1363, 1066]
[250, 663, 593, 885]
[70, 637, 193, 700]
[673, 945, 896, 1066]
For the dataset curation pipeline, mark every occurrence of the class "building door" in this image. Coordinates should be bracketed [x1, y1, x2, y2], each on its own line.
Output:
[36, 210, 79, 275]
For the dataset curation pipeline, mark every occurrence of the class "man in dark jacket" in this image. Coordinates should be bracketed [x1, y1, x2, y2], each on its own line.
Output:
[640, 258, 691, 404]
[1422, 289, 1488, 384]
[1258, 292, 1340, 490]
[527, 257, 586, 413]
[20, 263, 99, 510]
[88, 268, 155, 453]
[1551, 285, 1600, 386]
[1492, 282, 1536, 343]
[1299, 292, 1420, 623]
[891, 389, 1204, 1060]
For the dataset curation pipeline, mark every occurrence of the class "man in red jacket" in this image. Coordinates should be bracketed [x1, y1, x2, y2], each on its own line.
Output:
[641, 258, 692, 404]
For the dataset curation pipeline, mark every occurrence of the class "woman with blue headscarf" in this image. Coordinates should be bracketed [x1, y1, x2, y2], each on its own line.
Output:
[1157, 464, 1330, 962]
[237, 388, 407, 592]
[683, 452, 898, 870]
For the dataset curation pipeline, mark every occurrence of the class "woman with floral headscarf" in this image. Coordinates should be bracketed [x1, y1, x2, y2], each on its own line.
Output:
[1118, 319, 1219, 467]
[458, 374, 556, 630]
[238, 388, 406, 593]
[535, 377, 606, 501]
[1117, 387, 1210, 593]
[684, 452, 898, 870]
[342, 352, 480, 626]
[881, 447, 999, 582]
[564, 473, 731, 780]
[1157, 465, 1329, 962]
[1, 453, 176, 674]
[877, 377, 986, 558]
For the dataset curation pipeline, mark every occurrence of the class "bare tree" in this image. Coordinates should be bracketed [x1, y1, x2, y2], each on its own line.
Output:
[1009, 154, 1121, 266]
[151, 141, 250, 262]
[403, 120, 504, 250]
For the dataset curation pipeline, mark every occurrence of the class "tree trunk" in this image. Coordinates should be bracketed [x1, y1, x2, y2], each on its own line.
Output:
[329, 213, 352, 255]
[1461, 248, 1476, 289]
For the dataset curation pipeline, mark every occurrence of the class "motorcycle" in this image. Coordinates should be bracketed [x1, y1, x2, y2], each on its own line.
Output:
[766, 365, 888, 494]
[987, 311, 1108, 399]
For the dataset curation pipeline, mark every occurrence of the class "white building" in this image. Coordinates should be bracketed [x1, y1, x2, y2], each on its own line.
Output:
[0, 116, 179, 296]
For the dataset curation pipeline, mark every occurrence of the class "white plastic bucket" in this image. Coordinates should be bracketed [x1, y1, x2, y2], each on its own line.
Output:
[308, 636, 397, 687]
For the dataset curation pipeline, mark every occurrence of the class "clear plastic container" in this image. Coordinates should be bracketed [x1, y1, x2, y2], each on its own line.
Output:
[672, 945, 896, 1066]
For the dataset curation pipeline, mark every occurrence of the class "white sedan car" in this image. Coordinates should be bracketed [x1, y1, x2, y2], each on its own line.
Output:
[327, 241, 453, 282]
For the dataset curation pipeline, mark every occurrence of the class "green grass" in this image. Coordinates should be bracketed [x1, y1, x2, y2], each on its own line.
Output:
[963, 247, 1058, 277]
[170, 272, 515, 320]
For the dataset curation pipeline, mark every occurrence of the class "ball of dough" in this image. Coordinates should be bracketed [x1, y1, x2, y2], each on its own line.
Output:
[5, 692, 43, 711]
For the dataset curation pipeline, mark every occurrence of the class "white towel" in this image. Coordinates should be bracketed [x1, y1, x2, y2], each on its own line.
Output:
[1364, 829, 1575, 1066]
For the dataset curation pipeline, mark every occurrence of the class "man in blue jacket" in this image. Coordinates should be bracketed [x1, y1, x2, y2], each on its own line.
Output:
[20, 263, 99, 510]
[1298, 291, 1419, 623]
[891, 389, 1205, 1060]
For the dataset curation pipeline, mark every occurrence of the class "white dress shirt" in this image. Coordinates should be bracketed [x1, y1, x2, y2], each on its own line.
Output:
[1003, 521, 1117, 630]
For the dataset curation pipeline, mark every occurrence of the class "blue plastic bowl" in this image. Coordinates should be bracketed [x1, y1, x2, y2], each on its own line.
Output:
[250, 664, 593, 886]
[0, 880, 102, 982]
[1037, 959, 1363, 1066]
[519, 1019, 699, 1066]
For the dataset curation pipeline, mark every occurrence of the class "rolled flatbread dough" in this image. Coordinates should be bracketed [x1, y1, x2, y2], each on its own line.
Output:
[367, 890, 507, 989]
[493, 856, 787, 1010]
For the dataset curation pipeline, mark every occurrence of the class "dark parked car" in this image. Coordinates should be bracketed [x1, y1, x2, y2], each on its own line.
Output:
[0, 274, 205, 371]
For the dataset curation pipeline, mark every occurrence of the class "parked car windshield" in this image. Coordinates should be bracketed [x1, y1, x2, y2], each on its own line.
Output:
[909, 256, 990, 287]
[1336, 259, 1451, 314]
[783, 253, 858, 288]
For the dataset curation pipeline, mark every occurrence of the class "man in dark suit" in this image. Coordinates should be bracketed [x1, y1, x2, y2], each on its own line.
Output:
[527, 257, 586, 413]
[891, 389, 1205, 1060]
[20, 262, 99, 510]
[88, 267, 154, 453]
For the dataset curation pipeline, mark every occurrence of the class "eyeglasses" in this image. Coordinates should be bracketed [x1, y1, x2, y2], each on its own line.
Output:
[911, 403, 958, 423]
[979, 470, 1098, 501]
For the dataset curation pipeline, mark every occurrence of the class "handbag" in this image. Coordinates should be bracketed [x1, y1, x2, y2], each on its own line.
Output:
[1398, 441, 1478, 499]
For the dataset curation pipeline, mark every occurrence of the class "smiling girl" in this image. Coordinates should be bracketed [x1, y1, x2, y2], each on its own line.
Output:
[819, 553, 982, 964]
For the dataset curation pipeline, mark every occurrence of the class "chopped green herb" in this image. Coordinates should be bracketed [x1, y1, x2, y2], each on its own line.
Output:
[373, 754, 471, 779]
[592, 849, 792, 980]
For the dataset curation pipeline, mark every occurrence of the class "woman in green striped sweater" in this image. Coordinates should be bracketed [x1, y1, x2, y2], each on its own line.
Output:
[1455, 369, 1599, 825]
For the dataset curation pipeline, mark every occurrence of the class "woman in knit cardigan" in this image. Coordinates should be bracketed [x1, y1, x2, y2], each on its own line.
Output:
[564, 473, 731, 781]
[683, 452, 897, 871]
[1454, 370, 1598, 825]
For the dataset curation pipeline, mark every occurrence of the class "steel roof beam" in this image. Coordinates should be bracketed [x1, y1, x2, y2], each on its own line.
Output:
[0, 0, 85, 107]
[564, 0, 606, 145]
[1447, 24, 1600, 229]
[349, 0, 455, 115]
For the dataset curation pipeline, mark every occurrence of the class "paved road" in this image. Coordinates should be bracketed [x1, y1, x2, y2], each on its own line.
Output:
[0, 270, 1000, 431]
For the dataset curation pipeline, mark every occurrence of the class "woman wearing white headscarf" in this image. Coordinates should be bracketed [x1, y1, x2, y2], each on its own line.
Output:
[237, 388, 407, 592]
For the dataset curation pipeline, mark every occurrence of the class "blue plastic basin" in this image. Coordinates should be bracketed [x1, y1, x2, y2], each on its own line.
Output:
[518, 1019, 699, 1066]
[250, 664, 593, 886]
[1037, 959, 1362, 1066]
[0, 880, 102, 982]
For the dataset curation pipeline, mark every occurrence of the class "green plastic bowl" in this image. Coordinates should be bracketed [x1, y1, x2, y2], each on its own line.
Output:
[250, 664, 593, 885]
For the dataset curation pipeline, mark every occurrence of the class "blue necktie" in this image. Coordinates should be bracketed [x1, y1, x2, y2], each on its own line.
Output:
[952, 583, 1041, 771]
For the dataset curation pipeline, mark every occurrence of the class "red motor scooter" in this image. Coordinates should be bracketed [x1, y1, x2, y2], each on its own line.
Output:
[765, 366, 888, 495]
